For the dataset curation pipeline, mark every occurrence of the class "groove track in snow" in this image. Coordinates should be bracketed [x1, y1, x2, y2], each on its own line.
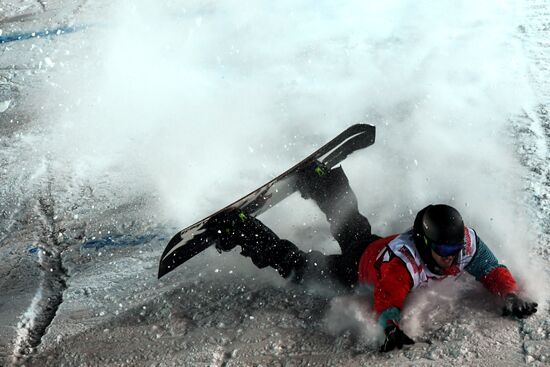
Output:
[517, 0, 550, 252]
[513, 0, 550, 363]
[10, 181, 69, 366]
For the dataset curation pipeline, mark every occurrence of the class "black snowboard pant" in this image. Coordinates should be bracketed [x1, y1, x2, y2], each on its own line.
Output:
[236, 165, 379, 288]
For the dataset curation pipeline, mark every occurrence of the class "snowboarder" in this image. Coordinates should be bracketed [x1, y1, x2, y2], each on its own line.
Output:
[206, 161, 538, 352]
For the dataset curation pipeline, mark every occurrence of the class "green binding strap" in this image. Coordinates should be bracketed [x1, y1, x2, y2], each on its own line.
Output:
[314, 165, 326, 176]
[238, 211, 247, 222]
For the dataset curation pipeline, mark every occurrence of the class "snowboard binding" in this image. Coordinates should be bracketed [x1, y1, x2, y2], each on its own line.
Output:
[205, 209, 250, 253]
[296, 160, 353, 212]
[205, 208, 306, 278]
[296, 160, 331, 201]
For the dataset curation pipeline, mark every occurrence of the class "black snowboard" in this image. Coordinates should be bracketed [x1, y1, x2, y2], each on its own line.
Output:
[158, 124, 376, 278]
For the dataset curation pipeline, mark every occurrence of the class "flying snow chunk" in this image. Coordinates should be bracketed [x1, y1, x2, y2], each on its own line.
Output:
[0, 100, 11, 113]
[44, 57, 55, 67]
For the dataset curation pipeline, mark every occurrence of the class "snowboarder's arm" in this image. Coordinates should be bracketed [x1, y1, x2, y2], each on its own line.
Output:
[465, 236, 537, 318]
[374, 257, 413, 328]
[464, 237, 517, 296]
[375, 258, 415, 352]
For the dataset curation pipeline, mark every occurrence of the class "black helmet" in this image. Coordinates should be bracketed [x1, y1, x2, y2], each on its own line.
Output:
[413, 204, 465, 258]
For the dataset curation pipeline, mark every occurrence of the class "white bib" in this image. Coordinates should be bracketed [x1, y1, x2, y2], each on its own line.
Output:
[377, 227, 477, 289]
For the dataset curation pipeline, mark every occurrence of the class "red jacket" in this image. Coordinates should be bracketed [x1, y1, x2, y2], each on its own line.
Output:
[357, 235, 518, 321]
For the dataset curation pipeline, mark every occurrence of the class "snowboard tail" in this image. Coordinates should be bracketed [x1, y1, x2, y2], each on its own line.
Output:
[158, 124, 376, 278]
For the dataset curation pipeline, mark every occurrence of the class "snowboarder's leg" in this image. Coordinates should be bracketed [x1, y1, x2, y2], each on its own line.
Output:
[323, 238, 380, 286]
[297, 162, 372, 253]
[213, 210, 360, 287]
[293, 251, 359, 288]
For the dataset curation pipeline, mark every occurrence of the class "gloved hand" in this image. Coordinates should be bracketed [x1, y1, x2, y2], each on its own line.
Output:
[380, 322, 415, 352]
[502, 293, 538, 319]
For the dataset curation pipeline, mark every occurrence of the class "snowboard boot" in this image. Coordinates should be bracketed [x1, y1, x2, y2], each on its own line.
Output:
[237, 215, 307, 279]
[198, 209, 250, 253]
[296, 161, 371, 248]
[211, 209, 308, 279]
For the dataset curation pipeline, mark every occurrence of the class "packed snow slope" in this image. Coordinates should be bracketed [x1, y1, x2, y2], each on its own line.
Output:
[0, 0, 549, 366]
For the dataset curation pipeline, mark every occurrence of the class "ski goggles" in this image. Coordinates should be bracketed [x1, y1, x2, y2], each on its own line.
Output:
[424, 236, 464, 257]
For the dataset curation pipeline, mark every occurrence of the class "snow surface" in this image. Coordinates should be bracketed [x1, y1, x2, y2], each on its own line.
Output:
[0, 0, 549, 366]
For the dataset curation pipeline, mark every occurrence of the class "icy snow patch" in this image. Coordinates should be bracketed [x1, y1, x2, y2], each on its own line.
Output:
[0, 100, 11, 113]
